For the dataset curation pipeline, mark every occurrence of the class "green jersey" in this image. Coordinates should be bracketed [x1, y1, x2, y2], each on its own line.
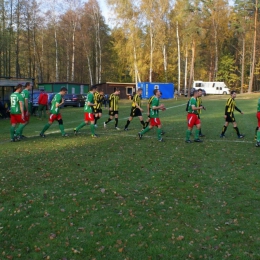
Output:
[187, 97, 198, 114]
[50, 93, 62, 115]
[21, 89, 30, 111]
[84, 92, 94, 113]
[150, 96, 160, 118]
[10, 92, 24, 114]
[258, 98, 260, 112]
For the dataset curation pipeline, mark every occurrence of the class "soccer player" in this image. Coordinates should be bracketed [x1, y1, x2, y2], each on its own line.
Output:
[197, 88, 206, 137]
[104, 89, 120, 130]
[74, 86, 98, 138]
[9, 84, 25, 141]
[39, 87, 68, 137]
[220, 90, 244, 138]
[144, 95, 155, 128]
[138, 89, 165, 142]
[124, 88, 145, 130]
[20, 82, 32, 138]
[255, 98, 260, 147]
[185, 90, 204, 143]
[93, 90, 104, 127]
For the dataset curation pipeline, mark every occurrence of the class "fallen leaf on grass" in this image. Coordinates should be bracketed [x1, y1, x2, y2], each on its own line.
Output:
[176, 235, 184, 241]
[118, 248, 124, 253]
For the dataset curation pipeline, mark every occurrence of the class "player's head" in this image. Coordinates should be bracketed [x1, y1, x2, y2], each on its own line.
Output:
[198, 88, 203, 97]
[153, 89, 160, 96]
[60, 87, 68, 95]
[137, 88, 143, 95]
[99, 90, 104, 95]
[15, 84, 23, 93]
[114, 88, 120, 95]
[193, 90, 199, 97]
[25, 82, 32, 90]
[231, 90, 236, 98]
[90, 86, 97, 93]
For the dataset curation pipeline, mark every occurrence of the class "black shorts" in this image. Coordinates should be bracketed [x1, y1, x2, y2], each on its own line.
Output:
[109, 110, 118, 116]
[226, 113, 235, 123]
[130, 107, 142, 117]
[93, 108, 102, 114]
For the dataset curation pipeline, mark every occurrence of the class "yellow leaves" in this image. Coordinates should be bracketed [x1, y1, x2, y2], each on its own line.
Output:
[177, 235, 185, 241]
[97, 246, 105, 252]
[34, 246, 41, 252]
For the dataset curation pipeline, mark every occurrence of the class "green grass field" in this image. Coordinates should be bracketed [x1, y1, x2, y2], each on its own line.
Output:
[1, 94, 260, 260]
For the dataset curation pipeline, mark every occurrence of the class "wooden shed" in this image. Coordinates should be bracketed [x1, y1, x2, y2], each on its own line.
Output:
[93, 82, 137, 99]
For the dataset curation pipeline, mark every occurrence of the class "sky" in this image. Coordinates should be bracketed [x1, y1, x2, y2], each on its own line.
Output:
[98, 0, 111, 25]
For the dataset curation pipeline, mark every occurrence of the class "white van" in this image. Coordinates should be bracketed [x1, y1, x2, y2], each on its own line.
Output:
[193, 81, 230, 95]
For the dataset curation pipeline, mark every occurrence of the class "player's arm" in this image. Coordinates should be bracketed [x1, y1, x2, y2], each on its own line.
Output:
[235, 106, 243, 114]
[191, 105, 203, 111]
[152, 104, 164, 110]
[87, 100, 95, 106]
[19, 101, 24, 119]
[56, 97, 64, 108]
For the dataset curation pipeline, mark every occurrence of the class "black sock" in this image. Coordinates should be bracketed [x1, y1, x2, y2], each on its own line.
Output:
[221, 125, 227, 135]
[105, 118, 111, 124]
[234, 126, 240, 136]
[145, 121, 149, 128]
[199, 128, 202, 135]
[255, 126, 259, 136]
[95, 116, 99, 124]
[115, 118, 118, 127]
[141, 120, 145, 128]
[125, 120, 130, 129]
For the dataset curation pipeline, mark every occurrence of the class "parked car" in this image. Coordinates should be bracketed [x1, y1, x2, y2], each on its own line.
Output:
[63, 94, 86, 107]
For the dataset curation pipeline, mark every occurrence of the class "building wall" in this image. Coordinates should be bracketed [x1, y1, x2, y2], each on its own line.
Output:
[38, 83, 89, 94]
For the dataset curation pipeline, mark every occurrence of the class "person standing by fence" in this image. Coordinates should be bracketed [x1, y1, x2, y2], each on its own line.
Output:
[38, 89, 48, 120]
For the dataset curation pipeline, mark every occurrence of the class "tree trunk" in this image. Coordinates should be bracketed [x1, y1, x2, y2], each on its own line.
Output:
[188, 39, 196, 98]
[66, 41, 70, 82]
[176, 21, 181, 94]
[149, 20, 153, 82]
[248, 0, 257, 93]
[213, 18, 218, 81]
[55, 28, 59, 81]
[163, 44, 167, 82]
[71, 22, 76, 82]
[16, 0, 21, 78]
[240, 36, 245, 94]
[184, 46, 188, 96]
[87, 54, 93, 85]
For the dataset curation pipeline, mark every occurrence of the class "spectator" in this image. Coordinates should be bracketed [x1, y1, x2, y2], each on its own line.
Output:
[38, 89, 48, 120]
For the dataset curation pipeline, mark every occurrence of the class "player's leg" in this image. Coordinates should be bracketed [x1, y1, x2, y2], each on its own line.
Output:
[198, 115, 205, 137]
[220, 121, 229, 137]
[139, 119, 154, 139]
[10, 115, 17, 141]
[232, 121, 244, 138]
[40, 114, 54, 137]
[124, 116, 133, 130]
[74, 113, 89, 134]
[57, 115, 67, 136]
[104, 112, 113, 126]
[157, 122, 163, 141]
[186, 114, 195, 142]
[256, 112, 260, 146]
[19, 114, 29, 138]
[145, 117, 150, 128]
[115, 113, 120, 130]
[194, 124, 203, 142]
[138, 114, 145, 129]
[89, 113, 97, 137]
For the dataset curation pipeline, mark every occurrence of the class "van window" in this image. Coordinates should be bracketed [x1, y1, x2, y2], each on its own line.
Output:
[216, 87, 219, 90]
[213, 83, 215, 88]
[220, 87, 222, 90]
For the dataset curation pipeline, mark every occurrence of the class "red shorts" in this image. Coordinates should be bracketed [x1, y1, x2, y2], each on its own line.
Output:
[150, 118, 161, 127]
[84, 112, 94, 122]
[10, 114, 26, 124]
[49, 113, 62, 123]
[187, 113, 200, 128]
[257, 112, 260, 127]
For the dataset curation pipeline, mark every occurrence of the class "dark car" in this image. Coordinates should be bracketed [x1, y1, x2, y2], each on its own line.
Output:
[63, 94, 86, 107]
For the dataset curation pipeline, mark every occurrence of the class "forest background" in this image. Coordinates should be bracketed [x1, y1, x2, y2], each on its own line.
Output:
[1, 0, 259, 93]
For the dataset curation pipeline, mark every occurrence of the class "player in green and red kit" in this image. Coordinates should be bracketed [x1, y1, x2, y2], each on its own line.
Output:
[186, 90, 204, 143]
[20, 82, 32, 138]
[255, 98, 260, 147]
[138, 89, 165, 142]
[39, 87, 68, 137]
[74, 86, 98, 138]
[10, 84, 26, 142]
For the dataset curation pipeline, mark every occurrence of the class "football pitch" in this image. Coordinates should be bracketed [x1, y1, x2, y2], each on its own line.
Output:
[0, 94, 260, 259]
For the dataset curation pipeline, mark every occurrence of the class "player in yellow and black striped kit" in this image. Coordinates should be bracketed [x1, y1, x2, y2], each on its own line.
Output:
[104, 89, 120, 130]
[220, 90, 244, 138]
[93, 90, 104, 127]
[196, 89, 206, 137]
[124, 88, 145, 130]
